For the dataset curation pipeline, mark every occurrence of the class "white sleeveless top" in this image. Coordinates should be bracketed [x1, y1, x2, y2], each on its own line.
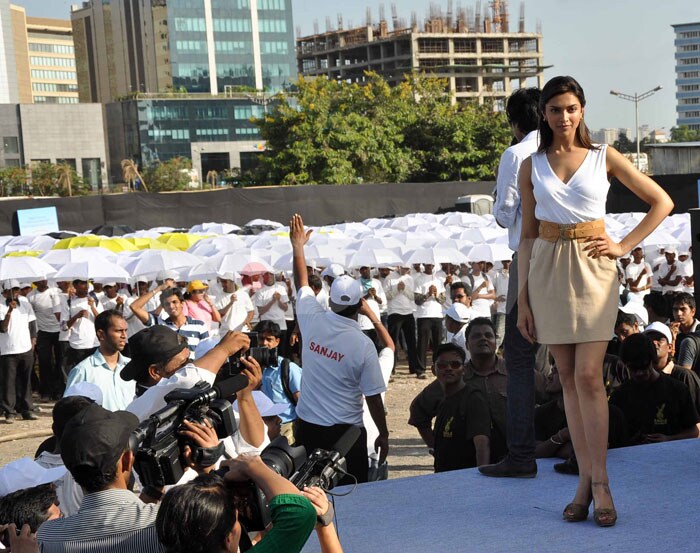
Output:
[531, 144, 609, 224]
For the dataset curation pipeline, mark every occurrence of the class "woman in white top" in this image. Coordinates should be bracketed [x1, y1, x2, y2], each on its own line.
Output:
[517, 76, 672, 527]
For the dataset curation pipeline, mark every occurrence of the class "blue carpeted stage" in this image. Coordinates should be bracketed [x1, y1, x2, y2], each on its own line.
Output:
[302, 440, 700, 552]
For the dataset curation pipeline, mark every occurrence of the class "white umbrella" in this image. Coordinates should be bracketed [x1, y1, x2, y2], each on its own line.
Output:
[41, 247, 116, 268]
[466, 243, 514, 263]
[121, 250, 202, 280]
[404, 248, 468, 266]
[347, 249, 402, 269]
[0, 257, 57, 281]
[189, 222, 242, 235]
[52, 260, 131, 283]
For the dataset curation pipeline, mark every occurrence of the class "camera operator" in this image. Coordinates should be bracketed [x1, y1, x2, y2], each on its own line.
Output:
[156, 454, 324, 553]
[36, 403, 218, 553]
[123, 327, 266, 458]
[289, 214, 389, 484]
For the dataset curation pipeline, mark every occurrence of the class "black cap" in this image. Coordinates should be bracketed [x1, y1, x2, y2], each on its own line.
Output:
[60, 404, 139, 475]
[120, 325, 188, 382]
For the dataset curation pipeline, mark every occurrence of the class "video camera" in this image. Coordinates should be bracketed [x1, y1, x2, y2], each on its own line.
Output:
[220, 332, 277, 378]
[129, 375, 249, 488]
[223, 425, 361, 532]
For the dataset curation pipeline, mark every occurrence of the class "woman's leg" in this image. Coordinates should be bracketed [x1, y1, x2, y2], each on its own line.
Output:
[574, 341, 614, 512]
[548, 343, 592, 507]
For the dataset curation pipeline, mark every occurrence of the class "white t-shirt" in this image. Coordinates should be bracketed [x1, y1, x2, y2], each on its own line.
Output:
[254, 284, 289, 330]
[215, 291, 254, 332]
[385, 274, 416, 316]
[358, 298, 382, 330]
[54, 293, 70, 342]
[492, 270, 509, 315]
[27, 287, 61, 333]
[650, 256, 665, 292]
[660, 260, 688, 294]
[625, 261, 652, 301]
[362, 347, 394, 457]
[680, 259, 694, 294]
[0, 298, 36, 355]
[414, 274, 446, 319]
[470, 273, 495, 318]
[357, 278, 387, 330]
[100, 293, 128, 312]
[295, 287, 386, 426]
[123, 294, 161, 338]
[60, 295, 103, 349]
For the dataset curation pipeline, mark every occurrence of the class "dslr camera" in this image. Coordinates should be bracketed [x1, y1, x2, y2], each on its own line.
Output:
[221, 332, 277, 377]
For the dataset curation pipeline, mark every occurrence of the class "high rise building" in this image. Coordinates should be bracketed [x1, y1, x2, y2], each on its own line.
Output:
[297, 2, 547, 108]
[0, 0, 19, 103]
[71, 0, 296, 103]
[672, 21, 700, 131]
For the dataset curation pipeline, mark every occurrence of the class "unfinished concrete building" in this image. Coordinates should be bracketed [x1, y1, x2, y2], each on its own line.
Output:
[297, 1, 548, 107]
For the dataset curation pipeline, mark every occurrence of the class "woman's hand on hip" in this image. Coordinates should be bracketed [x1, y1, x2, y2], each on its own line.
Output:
[584, 233, 624, 259]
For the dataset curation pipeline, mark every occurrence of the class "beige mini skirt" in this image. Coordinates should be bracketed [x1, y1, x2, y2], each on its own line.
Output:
[528, 221, 618, 345]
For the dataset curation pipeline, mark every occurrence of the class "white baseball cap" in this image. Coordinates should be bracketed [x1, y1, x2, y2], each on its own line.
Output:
[619, 301, 648, 326]
[0, 458, 67, 497]
[321, 264, 345, 280]
[329, 275, 362, 310]
[64, 382, 104, 406]
[444, 303, 471, 323]
[2, 279, 20, 291]
[665, 246, 678, 255]
[643, 321, 673, 343]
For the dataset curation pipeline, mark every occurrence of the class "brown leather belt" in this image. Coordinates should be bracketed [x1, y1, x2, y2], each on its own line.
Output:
[538, 219, 605, 243]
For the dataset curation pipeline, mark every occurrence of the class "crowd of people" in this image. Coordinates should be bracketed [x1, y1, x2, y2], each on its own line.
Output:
[0, 76, 696, 550]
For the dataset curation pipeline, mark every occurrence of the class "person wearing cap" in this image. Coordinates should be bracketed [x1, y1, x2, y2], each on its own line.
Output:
[414, 264, 447, 379]
[625, 246, 652, 303]
[0, 281, 38, 424]
[233, 390, 288, 441]
[97, 283, 125, 313]
[320, 264, 344, 290]
[183, 280, 221, 331]
[123, 280, 161, 340]
[59, 279, 103, 374]
[36, 404, 158, 552]
[384, 266, 419, 374]
[678, 250, 694, 295]
[64, 310, 134, 412]
[356, 266, 387, 347]
[645, 321, 700, 414]
[253, 272, 290, 353]
[28, 280, 63, 401]
[128, 281, 209, 359]
[612, 333, 699, 446]
[289, 214, 389, 484]
[214, 274, 254, 333]
[444, 302, 473, 359]
[659, 247, 687, 298]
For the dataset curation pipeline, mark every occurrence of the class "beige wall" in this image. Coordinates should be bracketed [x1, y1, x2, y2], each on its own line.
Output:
[10, 5, 31, 103]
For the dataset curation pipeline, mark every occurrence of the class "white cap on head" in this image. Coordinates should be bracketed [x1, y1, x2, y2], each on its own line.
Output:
[329, 275, 362, 311]
[321, 264, 345, 280]
[0, 458, 67, 497]
[665, 246, 678, 255]
[2, 279, 20, 291]
[63, 382, 104, 406]
[619, 301, 648, 326]
[444, 303, 471, 323]
[643, 321, 673, 343]
[218, 272, 238, 281]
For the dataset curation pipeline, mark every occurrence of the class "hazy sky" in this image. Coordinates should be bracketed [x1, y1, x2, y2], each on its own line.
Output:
[15, 0, 700, 133]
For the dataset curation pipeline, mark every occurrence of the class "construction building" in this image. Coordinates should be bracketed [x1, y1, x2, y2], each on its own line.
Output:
[297, 1, 547, 107]
[673, 21, 700, 131]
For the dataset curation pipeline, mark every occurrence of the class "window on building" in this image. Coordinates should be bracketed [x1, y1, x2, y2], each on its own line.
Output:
[679, 57, 700, 66]
[3, 137, 19, 154]
[4, 159, 20, 167]
[57, 158, 77, 170]
[258, 19, 287, 33]
[81, 158, 101, 190]
[258, 0, 285, 9]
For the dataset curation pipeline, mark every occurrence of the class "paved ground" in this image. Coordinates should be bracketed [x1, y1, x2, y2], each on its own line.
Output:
[0, 362, 435, 479]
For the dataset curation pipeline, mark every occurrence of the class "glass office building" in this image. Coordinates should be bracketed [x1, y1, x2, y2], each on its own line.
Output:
[673, 22, 700, 131]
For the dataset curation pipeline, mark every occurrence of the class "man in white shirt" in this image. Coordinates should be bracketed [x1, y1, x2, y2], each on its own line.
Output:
[253, 271, 289, 349]
[98, 282, 126, 312]
[625, 246, 652, 303]
[59, 279, 103, 373]
[357, 266, 387, 346]
[0, 281, 37, 423]
[659, 247, 686, 296]
[469, 261, 496, 319]
[414, 264, 446, 379]
[215, 273, 254, 332]
[289, 213, 389, 484]
[123, 280, 160, 340]
[480, 87, 540, 479]
[492, 260, 510, 349]
[28, 280, 63, 400]
[678, 251, 694, 295]
[385, 266, 419, 374]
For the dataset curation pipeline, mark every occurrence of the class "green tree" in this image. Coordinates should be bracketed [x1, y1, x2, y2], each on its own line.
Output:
[669, 125, 700, 142]
[613, 132, 635, 153]
[142, 157, 193, 192]
[0, 166, 28, 196]
[28, 162, 88, 197]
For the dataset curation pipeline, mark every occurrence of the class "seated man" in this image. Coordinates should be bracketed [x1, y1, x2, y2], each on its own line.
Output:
[155, 456, 322, 553]
[612, 333, 700, 445]
[431, 343, 490, 472]
[253, 320, 303, 444]
[64, 310, 134, 411]
[613, 311, 639, 343]
[443, 302, 471, 357]
[644, 321, 700, 414]
[671, 292, 700, 374]
[0, 483, 61, 548]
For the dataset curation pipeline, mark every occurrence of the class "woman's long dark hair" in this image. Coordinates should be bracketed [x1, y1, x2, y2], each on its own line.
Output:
[537, 75, 600, 153]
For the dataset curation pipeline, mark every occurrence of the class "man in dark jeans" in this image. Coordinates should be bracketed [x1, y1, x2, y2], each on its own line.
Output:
[480, 87, 541, 478]
[28, 280, 63, 399]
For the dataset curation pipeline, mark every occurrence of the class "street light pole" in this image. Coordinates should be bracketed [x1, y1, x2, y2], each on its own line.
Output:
[610, 86, 663, 171]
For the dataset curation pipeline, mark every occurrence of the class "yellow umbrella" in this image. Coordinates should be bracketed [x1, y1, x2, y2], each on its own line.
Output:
[81, 236, 138, 252]
[52, 235, 95, 249]
[125, 237, 180, 251]
[156, 233, 209, 251]
[2, 250, 44, 258]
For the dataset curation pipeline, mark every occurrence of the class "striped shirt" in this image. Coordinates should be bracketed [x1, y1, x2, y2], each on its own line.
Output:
[37, 489, 163, 553]
[146, 314, 208, 359]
